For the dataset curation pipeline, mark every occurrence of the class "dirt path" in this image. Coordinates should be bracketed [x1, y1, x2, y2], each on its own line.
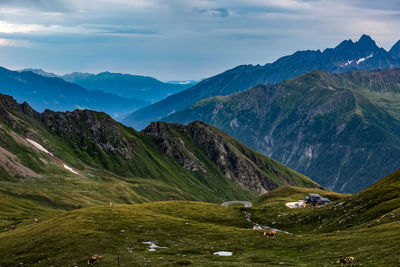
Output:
[243, 211, 290, 234]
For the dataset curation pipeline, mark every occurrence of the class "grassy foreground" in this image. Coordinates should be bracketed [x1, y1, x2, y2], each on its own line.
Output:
[1, 181, 400, 266]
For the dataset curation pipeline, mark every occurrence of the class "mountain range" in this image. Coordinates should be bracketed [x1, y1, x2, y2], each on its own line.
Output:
[22, 69, 196, 103]
[1, 67, 147, 118]
[1, 33, 400, 266]
[164, 68, 400, 193]
[0, 93, 320, 209]
[123, 35, 400, 129]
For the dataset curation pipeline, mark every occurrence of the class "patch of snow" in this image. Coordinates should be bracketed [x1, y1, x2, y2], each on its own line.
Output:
[63, 164, 78, 175]
[356, 54, 373, 64]
[244, 211, 291, 234]
[344, 60, 353, 66]
[143, 241, 167, 252]
[26, 139, 53, 156]
[213, 251, 233, 256]
[253, 224, 265, 230]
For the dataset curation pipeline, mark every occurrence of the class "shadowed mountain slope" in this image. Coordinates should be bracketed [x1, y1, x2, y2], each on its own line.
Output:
[165, 69, 400, 193]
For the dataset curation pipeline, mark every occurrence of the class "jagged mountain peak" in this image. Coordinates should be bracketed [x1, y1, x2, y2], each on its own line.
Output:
[357, 34, 375, 45]
[0, 94, 39, 118]
[355, 34, 380, 52]
[333, 39, 355, 50]
[330, 34, 380, 59]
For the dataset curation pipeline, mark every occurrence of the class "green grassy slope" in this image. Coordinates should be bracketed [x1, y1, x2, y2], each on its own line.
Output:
[0, 95, 258, 211]
[253, 186, 348, 208]
[251, 169, 400, 233]
[1, 93, 324, 219]
[1, 170, 399, 266]
[1, 178, 399, 267]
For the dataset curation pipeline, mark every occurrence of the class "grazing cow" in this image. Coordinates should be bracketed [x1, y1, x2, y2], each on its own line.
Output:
[88, 255, 100, 265]
[9, 225, 16, 230]
[337, 256, 355, 266]
[263, 230, 277, 238]
[33, 218, 39, 223]
[109, 202, 113, 207]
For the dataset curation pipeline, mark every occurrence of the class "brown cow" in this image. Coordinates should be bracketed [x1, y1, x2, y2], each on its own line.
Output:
[9, 225, 16, 230]
[263, 230, 277, 238]
[88, 255, 100, 265]
[109, 202, 113, 207]
[337, 256, 355, 266]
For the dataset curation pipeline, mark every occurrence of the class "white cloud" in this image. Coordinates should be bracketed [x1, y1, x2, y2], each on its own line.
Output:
[0, 20, 45, 34]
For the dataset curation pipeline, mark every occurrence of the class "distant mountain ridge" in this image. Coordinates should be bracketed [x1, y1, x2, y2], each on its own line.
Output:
[124, 34, 400, 129]
[1, 67, 148, 118]
[164, 69, 400, 193]
[22, 69, 197, 103]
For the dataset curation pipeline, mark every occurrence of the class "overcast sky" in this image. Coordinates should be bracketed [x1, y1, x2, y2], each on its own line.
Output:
[0, 0, 399, 81]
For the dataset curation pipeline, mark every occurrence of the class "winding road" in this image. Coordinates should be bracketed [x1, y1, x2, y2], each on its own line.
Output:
[221, 201, 252, 208]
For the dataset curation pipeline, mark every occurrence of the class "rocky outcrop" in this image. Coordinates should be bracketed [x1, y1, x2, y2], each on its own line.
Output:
[41, 109, 136, 159]
[143, 121, 319, 194]
[143, 122, 207, 173]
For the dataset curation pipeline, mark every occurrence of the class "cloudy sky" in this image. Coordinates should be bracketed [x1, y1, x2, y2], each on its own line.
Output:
[0, 0, 399, 81]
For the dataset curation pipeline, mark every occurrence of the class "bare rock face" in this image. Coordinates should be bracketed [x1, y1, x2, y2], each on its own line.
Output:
[41, 109, 136, 159]
[0, 95, 40, 134]
[143, 121, 284, 194]
[143, 121, 207, 173]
